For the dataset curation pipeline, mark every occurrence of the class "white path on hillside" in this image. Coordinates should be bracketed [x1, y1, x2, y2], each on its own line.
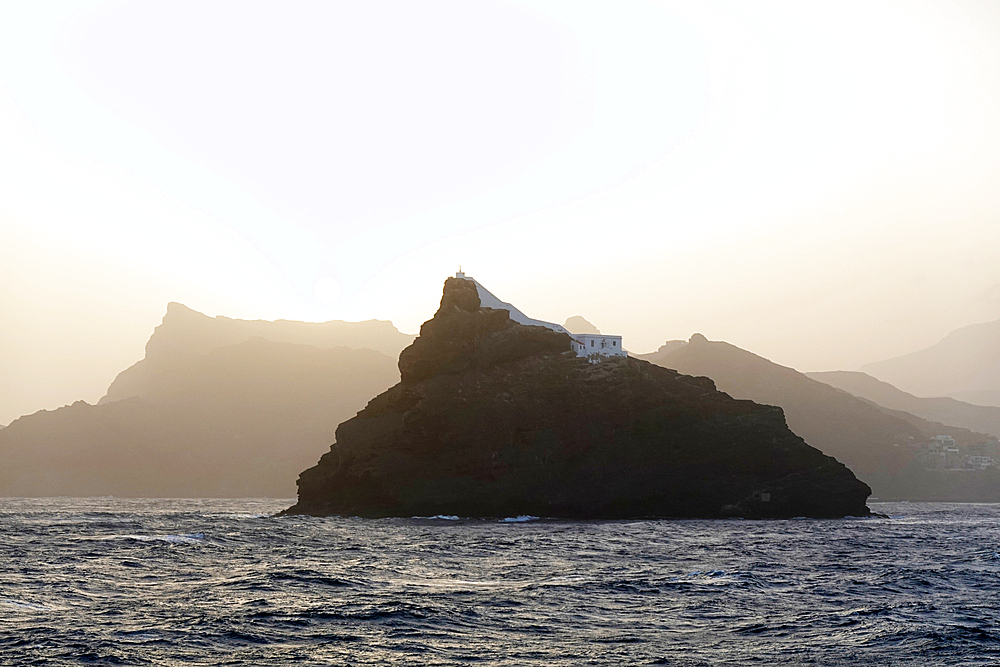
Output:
[458, 272, 569, 335]
[457, 272, 625, 360]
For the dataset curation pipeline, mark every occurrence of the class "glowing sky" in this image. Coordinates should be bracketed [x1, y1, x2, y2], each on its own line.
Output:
[2, 0, 999, 426]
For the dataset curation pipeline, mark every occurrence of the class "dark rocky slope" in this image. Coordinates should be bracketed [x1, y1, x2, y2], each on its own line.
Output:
[639, 337, 926, 482]
[640, 336, 998, 501]
[287, 278, 870, 518]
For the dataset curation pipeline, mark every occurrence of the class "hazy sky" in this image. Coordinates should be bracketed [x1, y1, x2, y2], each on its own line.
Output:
[2, 0, 999, 426]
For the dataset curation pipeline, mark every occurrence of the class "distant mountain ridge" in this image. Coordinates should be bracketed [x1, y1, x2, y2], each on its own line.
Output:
[807, 371, 1000, 440]
[862, 318, 1000, 404]
[101, 302, 413, 405]
[0, 304, 409, 497]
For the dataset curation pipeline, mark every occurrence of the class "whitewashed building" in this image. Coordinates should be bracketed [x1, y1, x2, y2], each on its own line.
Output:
[569, 334, 625, 359]
[456, 270, 626, 361]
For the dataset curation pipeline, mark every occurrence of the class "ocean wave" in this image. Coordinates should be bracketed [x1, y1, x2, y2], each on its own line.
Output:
[120, 533, 206, 544]
[2, 598, 49, 611]
[3, 498, 1000, 666]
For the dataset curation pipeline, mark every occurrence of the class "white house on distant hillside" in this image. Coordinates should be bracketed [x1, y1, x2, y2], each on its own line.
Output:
[455, 270, 625, 361]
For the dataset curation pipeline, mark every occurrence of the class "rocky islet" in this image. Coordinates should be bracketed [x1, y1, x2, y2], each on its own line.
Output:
[287, 277, 872, 519]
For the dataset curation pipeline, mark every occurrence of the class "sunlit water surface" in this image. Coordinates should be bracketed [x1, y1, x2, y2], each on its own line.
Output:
[2, 498, 999, 665]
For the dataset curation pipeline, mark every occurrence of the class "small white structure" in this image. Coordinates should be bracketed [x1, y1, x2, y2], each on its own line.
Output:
[455, 270, 626, 361]
[569, 334, 626, 360]
[967, 455, 995, 469]
[930, 435, 956, 448]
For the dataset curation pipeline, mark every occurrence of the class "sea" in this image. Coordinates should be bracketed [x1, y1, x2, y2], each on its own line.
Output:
[2, 499, 999, 666]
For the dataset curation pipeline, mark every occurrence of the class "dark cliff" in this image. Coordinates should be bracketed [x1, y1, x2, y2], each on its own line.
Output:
[287, 278, 871, 519]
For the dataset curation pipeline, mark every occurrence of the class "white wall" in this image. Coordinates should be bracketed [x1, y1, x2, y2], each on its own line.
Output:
[572, 334, 626, 358]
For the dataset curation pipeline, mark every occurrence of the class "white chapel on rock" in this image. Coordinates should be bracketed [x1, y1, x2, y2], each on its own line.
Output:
[455, 270, 626, 361]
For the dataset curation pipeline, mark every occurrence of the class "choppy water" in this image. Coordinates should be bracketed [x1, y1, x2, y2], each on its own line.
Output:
[2, 499, 1000, 665]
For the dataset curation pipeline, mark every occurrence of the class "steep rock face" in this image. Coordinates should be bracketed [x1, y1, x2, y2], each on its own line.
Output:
[288, 278, 871, 519]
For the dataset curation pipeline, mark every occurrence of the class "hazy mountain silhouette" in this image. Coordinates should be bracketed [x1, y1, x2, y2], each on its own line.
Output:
[0, 305, 409, 497]
[808, 371, 1000, 440]
[564, 315, 600, 334]
[101, 302, 412, 405]
[861, 318, 1000, 404]
[639, 335, 998, 500]
[949, 390, 1000, 408]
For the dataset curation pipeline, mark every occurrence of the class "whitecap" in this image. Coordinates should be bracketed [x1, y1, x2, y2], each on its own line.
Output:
[3, 598, 47, 611]
[411, 515, 460, 520]
[118, 533, 206, 544]
[500, 515, 539, 523]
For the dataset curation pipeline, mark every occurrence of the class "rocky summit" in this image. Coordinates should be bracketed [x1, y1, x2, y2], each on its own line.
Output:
[287, 277, 871, 519]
